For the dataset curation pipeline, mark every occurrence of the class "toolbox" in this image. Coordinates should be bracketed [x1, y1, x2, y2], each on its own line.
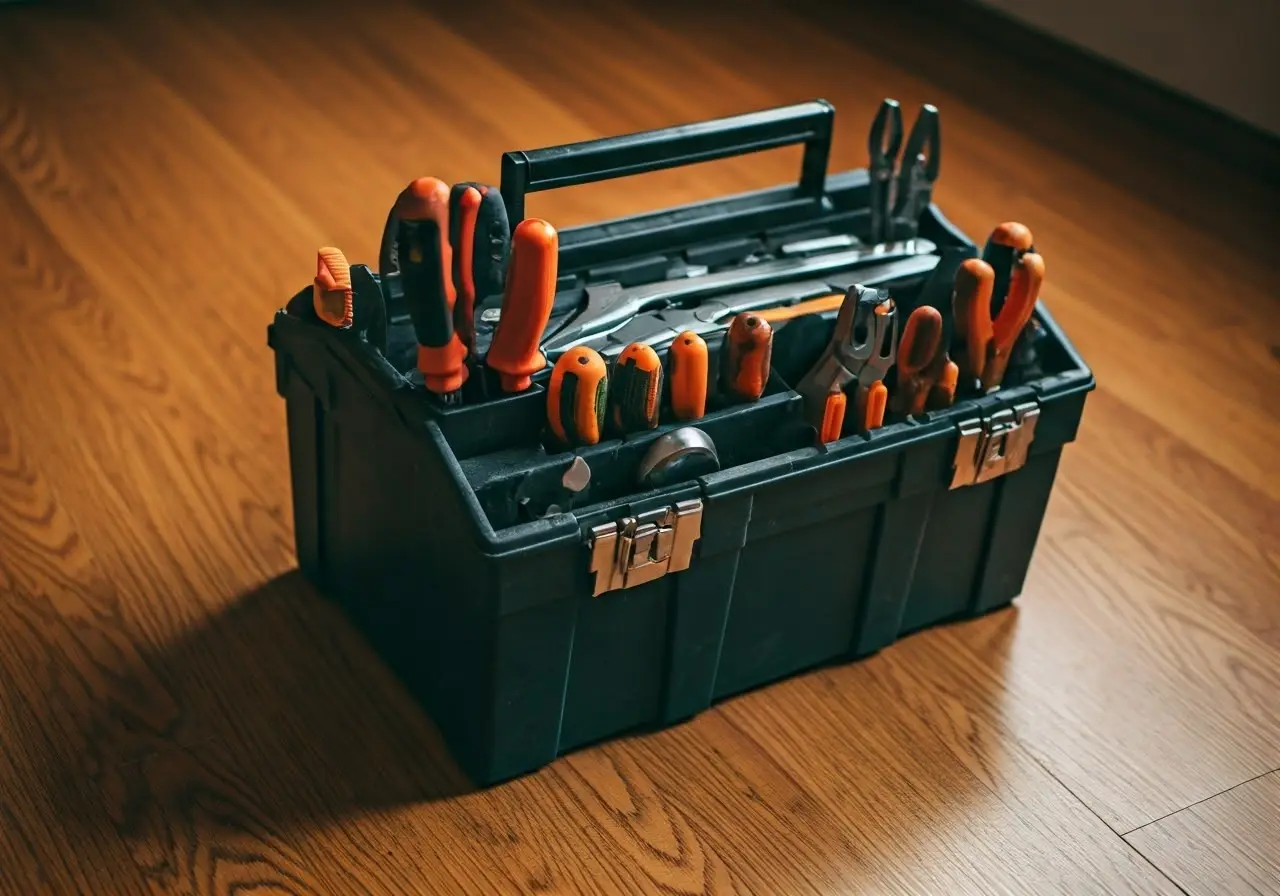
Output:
[267, 100, 1094, 786]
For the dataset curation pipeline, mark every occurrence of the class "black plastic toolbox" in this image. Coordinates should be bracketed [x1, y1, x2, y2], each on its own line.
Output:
[267, 100, 1094, 786]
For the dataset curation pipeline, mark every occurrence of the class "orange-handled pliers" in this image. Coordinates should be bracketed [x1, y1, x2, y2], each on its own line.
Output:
[888, 305, 959, 417]
[953, 223, 1045, 392]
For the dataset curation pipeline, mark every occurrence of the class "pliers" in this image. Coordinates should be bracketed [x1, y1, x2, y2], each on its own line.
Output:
[868, 99, 941, 244]
[795, 285, 898, 443]
[887, 305, 958, 417]
[953, 223, 1046, 392]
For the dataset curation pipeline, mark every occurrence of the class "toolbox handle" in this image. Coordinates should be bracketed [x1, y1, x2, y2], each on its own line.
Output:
[500, 100, 834, 225]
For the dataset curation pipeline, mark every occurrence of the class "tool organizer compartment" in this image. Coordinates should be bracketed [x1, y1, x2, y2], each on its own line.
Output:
[268, 99, 1094, 785]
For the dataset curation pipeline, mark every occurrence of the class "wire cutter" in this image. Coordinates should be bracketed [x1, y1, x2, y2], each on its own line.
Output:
[867, 99, 941, 244]
[795, 285, 898, 443]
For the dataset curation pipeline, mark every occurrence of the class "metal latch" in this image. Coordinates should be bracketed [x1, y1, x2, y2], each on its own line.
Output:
[587, 499, 704, 596]
[950, 401, 1041, 489]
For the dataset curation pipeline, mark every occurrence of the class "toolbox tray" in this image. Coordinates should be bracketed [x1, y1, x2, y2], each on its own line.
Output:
[268, 100, 1094, 786]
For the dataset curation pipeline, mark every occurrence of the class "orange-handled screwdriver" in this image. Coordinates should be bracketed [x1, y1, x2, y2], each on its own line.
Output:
[313, 247, 353, 329]
[888, 305, 959, 417]
[609, 343, 664, 433]
[449, 182, 509, 353]
[720, 312, 773, 403]
[395, 177, 468, 402]
[486, 218, 558, 393]
[547, 346, 609, 448]
[667, 330, 709, 421]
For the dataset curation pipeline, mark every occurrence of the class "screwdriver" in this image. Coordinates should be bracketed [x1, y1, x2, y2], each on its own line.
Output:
[888, 305, 959, 417]
[720, 312, 773, 403]
[313, 247, 353, 329]
[394, 177, 468, 402]
[449, 182, 510, 353]
[609, 342, 664, 433]
[667, 330, 709, 421]
[486, 218, 558, 393]
[547, 346, 609, 448]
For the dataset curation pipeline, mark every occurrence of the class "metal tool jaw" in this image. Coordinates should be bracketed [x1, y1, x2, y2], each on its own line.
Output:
[794, 285, 898, 426]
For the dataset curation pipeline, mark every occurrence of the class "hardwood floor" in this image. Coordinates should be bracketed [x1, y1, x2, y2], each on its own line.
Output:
[1, 0, 1277, 893]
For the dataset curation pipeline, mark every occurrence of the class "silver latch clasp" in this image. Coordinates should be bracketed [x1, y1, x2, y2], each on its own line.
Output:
[587, 499, 704, 596]
[950, 401, 1041, 489]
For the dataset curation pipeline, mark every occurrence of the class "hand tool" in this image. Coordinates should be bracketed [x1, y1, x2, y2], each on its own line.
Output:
[543, 456, 592, 516]
[982, 221, 1034, 317]
[795, 285, 898, 443]
[637, 427, 720, 489]
[720, 312, 773, 403]
[867, 100, 941, 243]
[487, 218, 559, 393]
[609, 342, 664, 434]
[313, 247, 353, 329]
[541, 237, 937, 356]
[559, 253, 940, 362]
[952, 252, 1045, 392]
[349, 264, 388, 355]
[394, 177, 469, 402]
[667, 330, 709, 421]
[547, 346, 609, 448]
[449, 182, 510, 353]
[888, 305, 960, 417]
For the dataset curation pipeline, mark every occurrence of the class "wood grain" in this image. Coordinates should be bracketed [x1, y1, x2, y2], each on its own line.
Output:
[1126, 772, 1280, 895]
[0, 0, 1277, 893]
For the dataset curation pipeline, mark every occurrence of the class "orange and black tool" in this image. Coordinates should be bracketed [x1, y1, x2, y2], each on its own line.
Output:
[816, 389, 848, 443]
[547, 346, 609, 448]
[667, 330, 709, 421]
[888, 305, 960, 417]
[486, 218, 558, 393]
[952, 250, 1045, 392]
[448, 182, 510, 353]
[313, 247, 353, 329]
[982, 221, 1034, 317]
[609, 342, 664, 433]
[720, 312, 773, 403]
[395, 177, 468, 402]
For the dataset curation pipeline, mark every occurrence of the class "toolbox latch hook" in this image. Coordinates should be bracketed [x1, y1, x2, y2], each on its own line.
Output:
[950, 401, 1041, 489]
[587, 499, 704, 597]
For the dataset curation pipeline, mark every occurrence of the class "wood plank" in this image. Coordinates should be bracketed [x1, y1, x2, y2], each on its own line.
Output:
[1126, 772, 1280, 895]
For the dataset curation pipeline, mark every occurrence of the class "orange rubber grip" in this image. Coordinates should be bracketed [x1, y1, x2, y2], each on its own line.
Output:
[721, 312, 773, 402]
[927, 359, 960, 410]
[890, 305, 944, 417]
[983, 251, 1045, 391]
[547, 347, 609, 447]
[952, 257, 996, 385]
[396, 177, 469, 395]
[313, 247, 353, 329]
[818, 390, 847, 444]
[854, 381, 888, 432]
[988, 221, 1034, 252]
[667, 330, 709, 421]
[609, 343, 663, 433]
[451, 184, 482, 350]
[487, 218, 558, 393]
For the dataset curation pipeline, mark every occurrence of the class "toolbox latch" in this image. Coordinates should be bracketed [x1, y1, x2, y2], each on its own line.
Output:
[950, 401, 1041, 489]
[587, 499, 704, 597]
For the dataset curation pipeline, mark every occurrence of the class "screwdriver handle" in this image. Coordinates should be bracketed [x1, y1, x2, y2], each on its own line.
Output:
[610, 343, 664, 433]
[487, 218, 558, 393]
[449, 182, 510, 352]
[313, 247, 353, 329]
[667, 330, 709, 421]
[547, 347, 609, 447]
[951, 257, 996, 387]
[396, 177, 469, 399]
[720, 312, 773, 402]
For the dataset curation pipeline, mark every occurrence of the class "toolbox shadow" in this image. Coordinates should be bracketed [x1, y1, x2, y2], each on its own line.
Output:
[41, 570, 476, 847]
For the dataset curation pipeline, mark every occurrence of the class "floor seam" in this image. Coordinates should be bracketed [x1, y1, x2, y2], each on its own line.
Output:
[1120, 767, 1280, 838]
